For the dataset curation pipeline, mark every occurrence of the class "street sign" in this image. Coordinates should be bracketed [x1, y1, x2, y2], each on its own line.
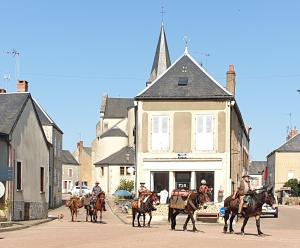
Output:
[0, 167, 14, 181]
[0, 182, 5, 198]
[219, 207, 225, 217]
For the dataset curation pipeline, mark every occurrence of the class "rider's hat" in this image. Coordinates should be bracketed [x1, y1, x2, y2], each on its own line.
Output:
[242, 174, 250, 178]
[95, 181, 99, 184]
[201, 179, 207, 185]
[140, 182, 145, 185]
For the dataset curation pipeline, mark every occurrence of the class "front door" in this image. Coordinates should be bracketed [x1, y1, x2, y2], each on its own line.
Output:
[175, 172, 191, 190]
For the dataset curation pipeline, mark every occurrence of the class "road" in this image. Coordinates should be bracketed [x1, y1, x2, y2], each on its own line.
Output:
[1, 205, 300, 248]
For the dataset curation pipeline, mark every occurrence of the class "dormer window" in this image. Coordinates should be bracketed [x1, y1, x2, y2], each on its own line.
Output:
[178, 77, 188, 86]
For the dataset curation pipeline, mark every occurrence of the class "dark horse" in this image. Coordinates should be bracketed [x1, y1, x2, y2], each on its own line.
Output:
[131, 192, 159, 227]
[223, 186, 277, 236]
[93, 192, 106, 223]
[168, 191, 208, 232]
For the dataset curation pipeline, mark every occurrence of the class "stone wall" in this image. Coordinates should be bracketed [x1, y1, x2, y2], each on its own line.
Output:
[13, 201, 48, 221]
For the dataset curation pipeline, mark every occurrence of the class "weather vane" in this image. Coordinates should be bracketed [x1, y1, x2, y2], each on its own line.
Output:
[183, 36, 190, 54]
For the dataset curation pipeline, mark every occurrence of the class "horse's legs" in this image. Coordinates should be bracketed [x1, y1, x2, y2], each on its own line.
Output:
[229, 213, 236, 233]
[183, 215, 190, 231]
[241, 216, 249, 235]
[143, 213, 146, 227]
[223, 209, 230, 233]
[255, 215, 263, 236]
[137, 212, 141, 227]
[147, 212, 152, 227]
[132, 209, 136, 227]
[190, 213, 198, 232]
[172, 211, 179, 230]
[99, 210, 102, 224]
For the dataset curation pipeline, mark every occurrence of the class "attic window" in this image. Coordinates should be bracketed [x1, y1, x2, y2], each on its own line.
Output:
[182, 66, 187, 73]
[178, 77, 188, 86]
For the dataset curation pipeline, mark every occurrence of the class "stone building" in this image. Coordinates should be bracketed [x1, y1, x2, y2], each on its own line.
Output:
[61, 150, 79, 194]
[134, 24, 250, 202]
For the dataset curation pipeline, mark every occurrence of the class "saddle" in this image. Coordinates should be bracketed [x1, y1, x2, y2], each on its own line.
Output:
[169, 189, 192, 209]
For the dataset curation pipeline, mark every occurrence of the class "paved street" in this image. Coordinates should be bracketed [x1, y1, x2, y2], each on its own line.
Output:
[1, 205, 300, 248]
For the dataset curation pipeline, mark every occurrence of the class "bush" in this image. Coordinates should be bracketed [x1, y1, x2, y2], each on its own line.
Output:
[284, 178, 300, 197]
[116, 179, 134, 193]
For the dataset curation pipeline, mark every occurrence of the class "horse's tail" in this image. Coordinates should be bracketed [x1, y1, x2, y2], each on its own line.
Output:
[168, 206, 172, 222]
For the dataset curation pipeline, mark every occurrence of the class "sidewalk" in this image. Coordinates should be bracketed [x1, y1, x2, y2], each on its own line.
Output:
[0, 206, 64, 233]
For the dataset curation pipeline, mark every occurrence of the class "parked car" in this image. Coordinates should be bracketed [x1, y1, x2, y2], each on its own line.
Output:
[70, 186, 91, 196]
[261, 203, 278, 218]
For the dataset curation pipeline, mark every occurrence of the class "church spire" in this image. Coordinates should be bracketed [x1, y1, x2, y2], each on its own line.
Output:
[146, 24, 171, 86]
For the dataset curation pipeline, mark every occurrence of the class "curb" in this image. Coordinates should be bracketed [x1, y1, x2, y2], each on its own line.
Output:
[0, 217, 56, 233]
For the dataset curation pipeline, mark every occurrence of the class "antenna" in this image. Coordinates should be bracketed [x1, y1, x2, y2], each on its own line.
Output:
[201, 52, 210, 71]
[289, 112, 292, 131]
[183, 36, 190, 54]
[6, 49, 20, 80]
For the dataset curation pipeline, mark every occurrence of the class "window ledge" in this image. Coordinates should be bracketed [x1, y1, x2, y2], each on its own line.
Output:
[16, 189, 23, 192]
[40, 191, 45, 194]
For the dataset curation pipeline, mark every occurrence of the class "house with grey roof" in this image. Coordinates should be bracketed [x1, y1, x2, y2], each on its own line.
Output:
[61, 150, 79, 194]
[0, 83, 49, 221]
[92, 94, 135, 194]
[134, 24, 250, 201]
[33, 100, 63, 209]
[249, 161, 267, 189]
[267, 129, 300, 191]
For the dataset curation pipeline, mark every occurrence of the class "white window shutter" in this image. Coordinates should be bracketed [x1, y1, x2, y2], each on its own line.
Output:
[152, 116, 160, 151]
[161, 117, 169, 150]
[196, 115, 214, 151]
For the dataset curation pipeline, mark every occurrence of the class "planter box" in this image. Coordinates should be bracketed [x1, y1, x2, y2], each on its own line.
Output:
[196, 212, 219, 223]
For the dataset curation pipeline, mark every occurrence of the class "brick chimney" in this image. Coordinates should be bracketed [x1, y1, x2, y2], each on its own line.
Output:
[226, 64, 236, 96]
[286, 128, 298, 141]
[17, 80, 28, 92]
[0, 89, 6, 94]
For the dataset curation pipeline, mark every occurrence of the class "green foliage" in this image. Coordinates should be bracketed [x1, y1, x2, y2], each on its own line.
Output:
[284, 178, 300, 196]
[116, 179, 134, 193]
[0, 200, 11, 211]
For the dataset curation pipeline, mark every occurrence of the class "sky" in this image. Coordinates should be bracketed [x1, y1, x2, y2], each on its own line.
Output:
[0, 1, 299, 161]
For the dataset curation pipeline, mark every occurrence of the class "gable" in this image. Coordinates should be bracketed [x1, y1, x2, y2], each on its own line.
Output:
[136, 54, 233, 100]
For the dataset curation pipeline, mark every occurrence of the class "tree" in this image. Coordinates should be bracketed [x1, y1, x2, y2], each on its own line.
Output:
[116, 179, 134, 193]
[284, 178, 300, 196]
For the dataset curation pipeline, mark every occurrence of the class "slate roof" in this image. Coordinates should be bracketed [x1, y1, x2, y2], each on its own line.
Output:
[136, 53, 233, 100]
[61, 150, 79, 165]
[100, 128, 128, 138]
[249, 161, 266, 175]
[103, 98, 134, 118]
[94, 146, 135, 166]
[83, 147, 92, 156]
[33, 100, 63, 134]
[0, 93, 30, 135]
[275, 133, 300, 153]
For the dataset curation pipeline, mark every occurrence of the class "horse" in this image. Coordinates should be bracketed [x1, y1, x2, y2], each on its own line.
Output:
[223, 186, 277, 236]
[66, 196, 84, 222]
[93, 191, 106, 223]
[168, 190, 208, 232]
[131, 192, 160, 227]
[83, 194, 94, 222]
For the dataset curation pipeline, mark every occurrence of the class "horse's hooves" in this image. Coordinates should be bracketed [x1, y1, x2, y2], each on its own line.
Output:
[241, 232, 245, 236]
[193, 229, 199, 233]
[258, 233, 264, 237]
[230, 230, 234, 234]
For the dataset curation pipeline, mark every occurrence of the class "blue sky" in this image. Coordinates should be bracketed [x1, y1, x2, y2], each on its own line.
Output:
[0, 1, 299, 160]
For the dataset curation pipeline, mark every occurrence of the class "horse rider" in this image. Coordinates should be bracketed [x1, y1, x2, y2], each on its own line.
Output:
[92, 181, 106, 211]
[138, 182, 150, 209]
[198, 179, 211, 203]
[232, 174, 251, 216]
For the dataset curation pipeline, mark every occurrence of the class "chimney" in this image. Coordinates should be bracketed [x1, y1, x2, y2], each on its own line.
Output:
[77, 141, 83, 152]
[286, 128, 298, 141]
[226, 64, 236, 97]
[17, 80, 28, 92]
[0, 89, 6, 94]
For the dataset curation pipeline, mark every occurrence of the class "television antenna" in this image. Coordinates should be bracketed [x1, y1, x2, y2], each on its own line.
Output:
[6, 49, 20, 80]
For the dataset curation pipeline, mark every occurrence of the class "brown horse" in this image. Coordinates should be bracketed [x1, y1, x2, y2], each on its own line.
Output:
[66, 197, 83, 222]
[93, 192, 106, 223]
[168, 191, 208, 232]
[131, 192, 159, 227]
[223, 186, 277, 236]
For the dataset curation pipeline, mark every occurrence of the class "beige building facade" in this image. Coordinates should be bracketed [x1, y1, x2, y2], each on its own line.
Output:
[135, 25, 249, 202]
[267, 131, 300, 191]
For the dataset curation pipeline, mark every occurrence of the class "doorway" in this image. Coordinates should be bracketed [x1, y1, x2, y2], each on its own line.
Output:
[153, 172, 169, 192]
[196, 171, 214, 201]
[175, 172, 191, 190]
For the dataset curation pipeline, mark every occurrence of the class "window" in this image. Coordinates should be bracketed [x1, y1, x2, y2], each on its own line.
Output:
[100, 167, 104, 176]
[63, 180, 68, 190]
[151, 116, 170, 151]
[104, 123, 108, 130]
[288, 171, 294, 180]
[120, 167, 125, 175]
[68, 168, 73, 178]
[40, 167, 45, 192]
[178, 77, 188, 86]
[16, 162, 22, 190]
[126, 167, 130, 176]
[195, 115, 214, 151]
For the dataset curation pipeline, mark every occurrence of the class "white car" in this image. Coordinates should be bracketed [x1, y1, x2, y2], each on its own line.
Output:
[261, 203, 278, 218]
[70, 186, 91, 196]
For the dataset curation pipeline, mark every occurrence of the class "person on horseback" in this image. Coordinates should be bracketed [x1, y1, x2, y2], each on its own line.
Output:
[92, 181, 106, 211]
[232, 174, 251, 216]
[198, 179, 211, 203]
[138, 182, 155, 210]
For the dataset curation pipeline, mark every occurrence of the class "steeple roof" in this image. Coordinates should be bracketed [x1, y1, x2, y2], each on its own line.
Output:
[146, 24, 171, 86]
